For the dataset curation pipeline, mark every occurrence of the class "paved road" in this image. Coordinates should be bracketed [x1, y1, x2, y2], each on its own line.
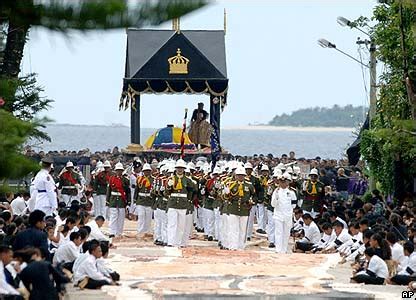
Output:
[64, 220, 405, 300]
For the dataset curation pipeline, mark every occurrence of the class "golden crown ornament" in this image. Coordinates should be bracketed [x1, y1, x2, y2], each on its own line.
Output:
[168, 48, 189, 74]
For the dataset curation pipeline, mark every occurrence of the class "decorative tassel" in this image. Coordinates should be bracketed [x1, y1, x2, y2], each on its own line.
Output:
[311, 182, 317, 194]
[238, 183, 244, 197]
[175, 177, 183, 190]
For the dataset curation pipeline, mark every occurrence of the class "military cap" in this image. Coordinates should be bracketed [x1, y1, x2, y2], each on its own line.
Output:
[41, 157, 54, 164]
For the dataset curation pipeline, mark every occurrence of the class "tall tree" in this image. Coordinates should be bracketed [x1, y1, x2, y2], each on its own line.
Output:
[359, 0, 416, 199]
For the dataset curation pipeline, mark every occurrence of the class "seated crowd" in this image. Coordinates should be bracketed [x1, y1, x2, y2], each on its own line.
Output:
[292, 192, 415, 288]
[0, 192, 119, 299]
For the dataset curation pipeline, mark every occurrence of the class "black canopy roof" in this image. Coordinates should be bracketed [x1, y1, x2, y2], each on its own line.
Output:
[122, 29, 228, 100]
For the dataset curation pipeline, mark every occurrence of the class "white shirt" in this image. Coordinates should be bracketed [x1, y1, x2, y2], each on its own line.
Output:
[10, 196, 27, 216]
[300, 221, 321, 244]
[399, 252, 416, 276]
[96, 258, 113, 277]
[336, 217, 348, 229]
[346, 243, 366, 262]
[292, 217, 304, 231]
[357, 255, 389, 279]
[34, 169, 57, 213]
[72, 253, 89, 276]
[86, 220, 109, 242]
[325, 229, 352, 250]
[0, 261, 19, 295]
[391, 243, 407, 272]
[73, 254, 111, 283]
[271, 188, 297, 221]
[53, 241, 80, 265]
[314, 231, 336, 248]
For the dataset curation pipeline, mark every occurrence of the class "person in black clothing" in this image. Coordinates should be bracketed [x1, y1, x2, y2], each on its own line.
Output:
[319, 169, 332, 187]
[335, 168, 349, 201]
[18, 248, 69, 300]
[369, 233, 392, 260]
[13, 210, 49, 260]
[191, 102, 208, 122]
[390, 213, 408, 241]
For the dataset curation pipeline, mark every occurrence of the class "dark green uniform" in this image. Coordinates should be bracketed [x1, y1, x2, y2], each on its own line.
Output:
[226, 180, 255, 216]
[59, 170, 80, 196]
[165, 175, 194, 210]
[301, 179, 325, 213]
[135, 175, 155, 207]
[106, 175, 130, 208]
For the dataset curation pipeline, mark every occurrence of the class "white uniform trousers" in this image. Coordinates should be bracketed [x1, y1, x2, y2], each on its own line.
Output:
[196, 207, 204, 229]
[93, 194, 107, 218]
[192, 208, 198, 226]
[274, 216, 292, 253]
[136, 205, 153, 234]
[167, 208, 187, 247]
[246, 206, 256, 238]
[266, 210, 275, 244]
[160, 210, 168, 244]
[203, 208, 215, 237]
[220, 213, 228, 247]
[200, 207, 207, 231]
[154, 209, 162, 241]
[109, 207, 125, 236]
[257, 203, 267, 231]
[182, 212, 193, 247]
[129, 188, 136, 214]
[214, 208, 221, 241]
[228, 214, 248, 250]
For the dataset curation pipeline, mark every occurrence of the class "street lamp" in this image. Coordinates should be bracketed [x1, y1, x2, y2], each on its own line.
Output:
[317, 38, 369, 68]
[337, 16, 371, 37]
[337, 16, 352, 27]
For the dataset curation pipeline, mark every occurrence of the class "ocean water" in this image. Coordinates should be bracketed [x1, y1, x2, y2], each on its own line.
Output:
[37, 124, 356, 159]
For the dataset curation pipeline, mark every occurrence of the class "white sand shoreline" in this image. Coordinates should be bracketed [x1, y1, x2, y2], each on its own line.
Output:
[222, 125, 354, 132]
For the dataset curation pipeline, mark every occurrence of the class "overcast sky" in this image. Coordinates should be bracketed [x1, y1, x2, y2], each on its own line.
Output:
[22, 0, 377, 128]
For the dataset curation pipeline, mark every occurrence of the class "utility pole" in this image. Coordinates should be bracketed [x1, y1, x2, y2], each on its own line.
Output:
[369, 42, 377, 128]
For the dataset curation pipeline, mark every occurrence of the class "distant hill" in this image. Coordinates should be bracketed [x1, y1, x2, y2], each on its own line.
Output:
[268, 105, 367, 127]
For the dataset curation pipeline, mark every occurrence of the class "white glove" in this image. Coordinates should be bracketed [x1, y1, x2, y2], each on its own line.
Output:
[167, 179, 174, 187]
[214, 182, 221, 189]
[160, 186, 165, 192]
[200, 188, 206, 195]
[223, 187, 230, 194]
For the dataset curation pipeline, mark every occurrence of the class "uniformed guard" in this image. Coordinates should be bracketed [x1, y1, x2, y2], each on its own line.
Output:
[106, 162, 130, 238]
[59, 161, 81, 206]
[93, 160, 111, 218]
[223, 166, 255, 250]
[265, 168, 281, 248]
[244, 162, 262, 241]
[153, 165, 170, 246]
[257, 164, 270, 234]
[271, 172, 297, 253]
[165, 159, 194, 247]
[301, 168, 325, 218]
[203, 167, 220, 241]
[129, 159, 142, 221]
[33, 157, 58, 216]
[135, 163, 155, 239]
[183, 167, 198, 247]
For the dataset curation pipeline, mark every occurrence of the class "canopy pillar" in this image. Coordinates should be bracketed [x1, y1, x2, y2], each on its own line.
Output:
[210, 95, 222, 143]
[130, 94, 140, 144]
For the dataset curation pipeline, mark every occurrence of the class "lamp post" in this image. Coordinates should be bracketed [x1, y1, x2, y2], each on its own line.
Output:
[318, 16, 378, 189]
